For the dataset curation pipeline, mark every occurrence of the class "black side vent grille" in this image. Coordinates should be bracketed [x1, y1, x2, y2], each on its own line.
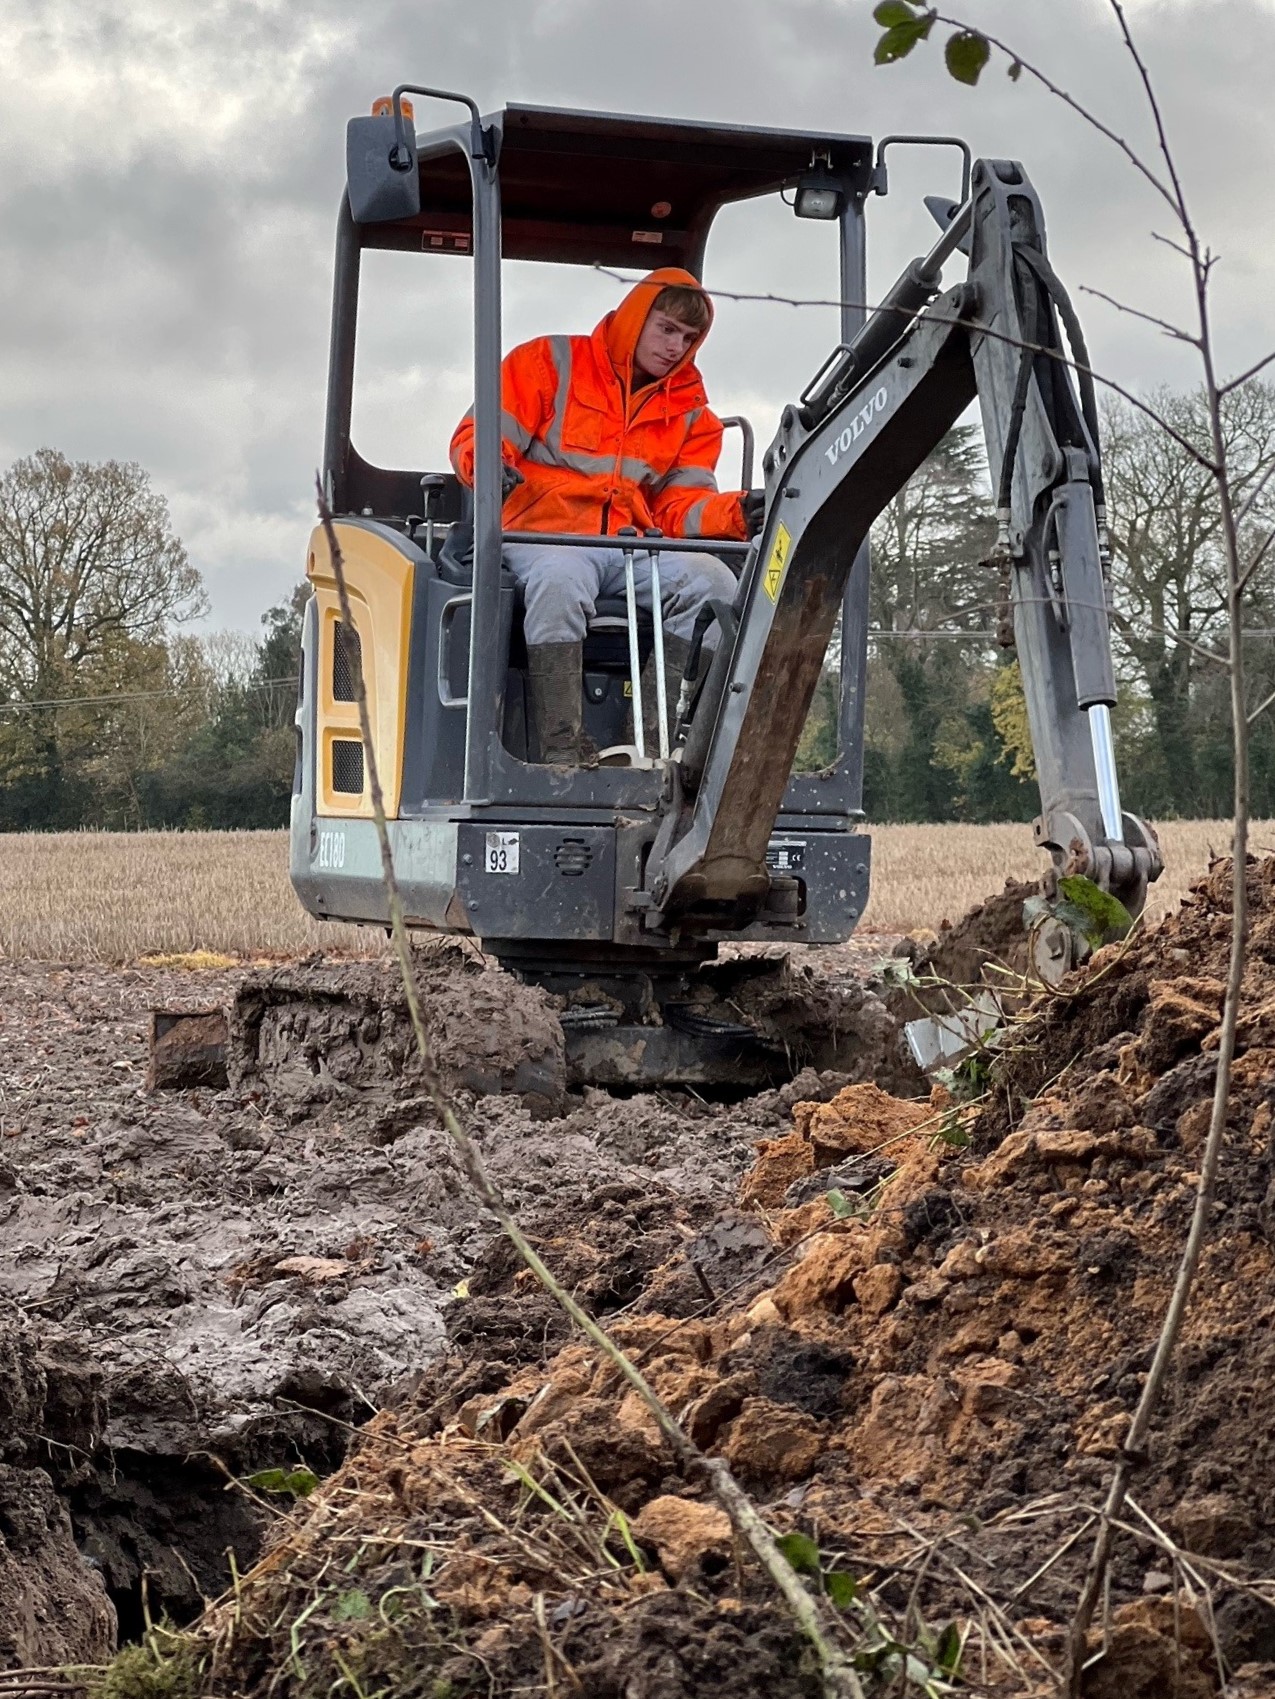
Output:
[333, 620, 362, 702]
[553, 837, 593, 878]
[331, 739, 364, 795]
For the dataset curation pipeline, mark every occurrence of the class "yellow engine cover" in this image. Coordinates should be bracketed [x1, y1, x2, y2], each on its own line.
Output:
[306, 521, 414, 820]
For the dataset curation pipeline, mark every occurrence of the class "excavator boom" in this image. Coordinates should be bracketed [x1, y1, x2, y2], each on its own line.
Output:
[646, 158, 1161, 942]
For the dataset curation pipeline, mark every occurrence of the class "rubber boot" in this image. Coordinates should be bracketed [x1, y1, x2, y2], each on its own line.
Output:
[638, 634, 694, 755]
[526, 641, 584, 765]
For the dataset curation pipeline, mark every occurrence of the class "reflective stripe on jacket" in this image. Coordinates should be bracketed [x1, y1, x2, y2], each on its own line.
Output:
[450, 266, 747, 542]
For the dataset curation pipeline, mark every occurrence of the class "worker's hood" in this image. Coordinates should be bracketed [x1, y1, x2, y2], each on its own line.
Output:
[601, 267, 713, 389]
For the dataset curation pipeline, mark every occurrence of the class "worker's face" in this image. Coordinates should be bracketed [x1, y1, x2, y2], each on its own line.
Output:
[633, 309, 701, 382]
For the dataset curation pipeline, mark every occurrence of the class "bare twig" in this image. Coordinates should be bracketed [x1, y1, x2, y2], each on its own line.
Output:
[592, 265, 1215, 469]
[1233, 455, 1275, 529]
[1151, 229, 1196, 265]
[1107, 0, 1192, 225]
[928, 8, 1177, 214]
[0, 1686, 86, 1695]
[313, 481, 863, 1699]
[1009, 1514, 1098, 1605]
[1239, 523, 1275, 593]
[1076, 284, 1196, 344]
[0, 1674, 94, 1684]
[1221, 349, 1275, 396]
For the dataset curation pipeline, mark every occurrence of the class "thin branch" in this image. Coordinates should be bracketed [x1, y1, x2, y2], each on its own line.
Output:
[313, 479, 864, 1699]
[1246, 685, 1275, 726]
[1077, 284, 1197, 344]
[1221, 349, 1275, 396]
[1107, 0, 1193, 228]
[593, 266, 1217, 471]
[1151, 230, 1195, 265]
[1239, 524, 1275, 593]
[928, 9, 1177, 216]
[1233, 455, 1275, 529]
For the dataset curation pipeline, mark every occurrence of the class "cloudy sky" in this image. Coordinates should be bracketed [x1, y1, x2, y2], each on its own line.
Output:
[2, 0, 1273, 636]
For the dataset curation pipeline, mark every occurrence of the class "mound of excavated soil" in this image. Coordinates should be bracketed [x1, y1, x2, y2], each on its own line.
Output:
[187, 858, 1275, 1697]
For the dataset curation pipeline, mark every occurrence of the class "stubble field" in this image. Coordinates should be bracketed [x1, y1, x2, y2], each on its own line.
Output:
[0, 818, 1253, 962]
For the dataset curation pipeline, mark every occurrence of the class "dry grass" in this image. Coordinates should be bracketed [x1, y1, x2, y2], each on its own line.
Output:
[0, 829, 380, 963]
[0, 821, 1253, 963]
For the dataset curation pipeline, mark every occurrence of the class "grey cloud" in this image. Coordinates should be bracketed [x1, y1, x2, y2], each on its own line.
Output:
[2, 0, 1272, 628]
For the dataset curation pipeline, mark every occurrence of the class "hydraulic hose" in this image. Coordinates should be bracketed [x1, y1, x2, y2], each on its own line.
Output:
[1016, 243, 1106, 513]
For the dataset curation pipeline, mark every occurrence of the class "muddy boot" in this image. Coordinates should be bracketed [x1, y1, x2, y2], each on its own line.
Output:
[638, 634, 694, 754]
[527, 641, 584, 765]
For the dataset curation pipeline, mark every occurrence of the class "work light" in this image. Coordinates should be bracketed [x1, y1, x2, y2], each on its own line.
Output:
[794, 165, 842, 220]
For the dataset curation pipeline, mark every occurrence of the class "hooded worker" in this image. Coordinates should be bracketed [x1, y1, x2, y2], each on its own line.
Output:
[450, 268, 762, 764]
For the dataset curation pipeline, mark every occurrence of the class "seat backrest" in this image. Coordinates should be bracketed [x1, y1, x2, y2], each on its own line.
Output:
[344, 448, 468, 528]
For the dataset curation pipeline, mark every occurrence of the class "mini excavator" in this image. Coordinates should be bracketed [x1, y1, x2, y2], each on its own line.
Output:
[290, 92, 1163, 1087]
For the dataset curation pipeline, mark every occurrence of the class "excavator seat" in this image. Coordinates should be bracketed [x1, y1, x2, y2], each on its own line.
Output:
[421, 474, 655, 675]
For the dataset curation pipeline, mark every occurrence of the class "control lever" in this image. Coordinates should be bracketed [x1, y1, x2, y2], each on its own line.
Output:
[419, 473, 447, 556]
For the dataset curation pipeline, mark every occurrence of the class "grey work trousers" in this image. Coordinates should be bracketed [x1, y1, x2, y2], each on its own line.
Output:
[503, 542, 738, 648]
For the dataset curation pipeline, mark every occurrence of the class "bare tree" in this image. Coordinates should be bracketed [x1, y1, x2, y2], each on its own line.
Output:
[1102, 382, 1275, 810]
[199, 629, 260, 692]
[0, 448, 206, 701]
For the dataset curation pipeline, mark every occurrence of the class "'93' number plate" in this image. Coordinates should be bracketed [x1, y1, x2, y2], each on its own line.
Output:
[485, 832, 520, 875]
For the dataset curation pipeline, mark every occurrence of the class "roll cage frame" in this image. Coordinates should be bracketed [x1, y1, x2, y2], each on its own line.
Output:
[321, 97, 886, 821]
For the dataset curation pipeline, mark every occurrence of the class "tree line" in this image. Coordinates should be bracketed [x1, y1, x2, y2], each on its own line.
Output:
[804, 378, 1275, 823]
[0, 449, 302, 831]
[4, 386, 1274, 831]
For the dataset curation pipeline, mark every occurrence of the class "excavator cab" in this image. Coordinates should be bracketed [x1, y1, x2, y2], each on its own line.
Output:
[293, 95, 882, 1078]
[292, 90, 1161, 1085]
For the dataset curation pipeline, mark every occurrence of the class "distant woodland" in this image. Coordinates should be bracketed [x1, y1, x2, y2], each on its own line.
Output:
[3, 384, 1274, 830]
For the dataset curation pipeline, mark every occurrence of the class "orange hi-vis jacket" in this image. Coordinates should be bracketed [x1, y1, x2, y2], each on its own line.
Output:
[450, 267, 747, 543]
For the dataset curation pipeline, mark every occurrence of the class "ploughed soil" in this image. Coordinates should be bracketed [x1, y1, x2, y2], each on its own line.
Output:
[12, 865, 1275, 1696]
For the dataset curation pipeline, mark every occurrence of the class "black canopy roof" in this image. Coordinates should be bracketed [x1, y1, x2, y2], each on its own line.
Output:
[362, 102, 874, 271]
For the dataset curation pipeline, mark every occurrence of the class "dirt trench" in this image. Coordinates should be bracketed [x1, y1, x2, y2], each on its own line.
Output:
[0, 940, 910, 1655]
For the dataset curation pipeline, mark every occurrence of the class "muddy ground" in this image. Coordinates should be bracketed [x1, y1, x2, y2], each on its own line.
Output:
[180, 864, 1275, 1698]
[13, 867, 1275, 1697]
[0, 934, 901, 1657]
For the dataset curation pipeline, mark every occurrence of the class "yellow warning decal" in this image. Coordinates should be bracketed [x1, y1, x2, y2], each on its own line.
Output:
[763, 523, 792, 603]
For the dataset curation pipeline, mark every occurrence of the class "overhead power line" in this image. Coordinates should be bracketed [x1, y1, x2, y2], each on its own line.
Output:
[0, 676, 300, 714]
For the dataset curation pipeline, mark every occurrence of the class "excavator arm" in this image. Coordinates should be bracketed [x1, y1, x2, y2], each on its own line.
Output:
[644, 157, 1162, 954]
